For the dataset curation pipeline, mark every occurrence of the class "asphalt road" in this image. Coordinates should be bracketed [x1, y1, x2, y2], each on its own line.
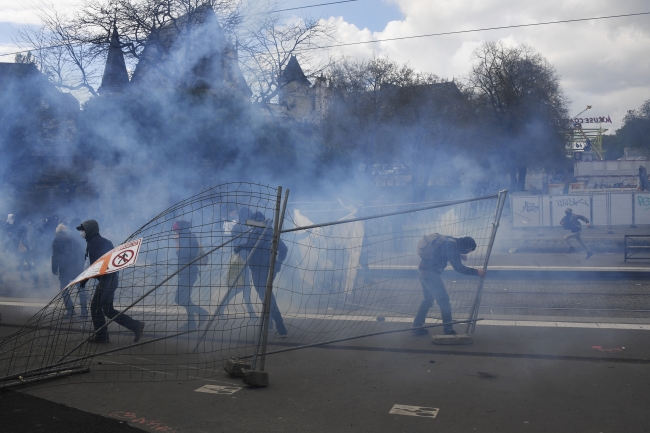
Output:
[1, 250, 649, 433]
[2, 323, 649, 433]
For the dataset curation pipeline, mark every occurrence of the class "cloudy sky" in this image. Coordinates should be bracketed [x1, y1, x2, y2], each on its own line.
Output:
[1, 0, 649, 130]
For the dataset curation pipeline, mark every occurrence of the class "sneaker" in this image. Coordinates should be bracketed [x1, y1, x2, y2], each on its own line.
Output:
[411, 327, 429, 336]
[88, 335, 110, 344]
[444, 330, 458, 336]
[586, 251, 594, 259]
[134, 321, 145, 343]
[568, 246, 576, 253]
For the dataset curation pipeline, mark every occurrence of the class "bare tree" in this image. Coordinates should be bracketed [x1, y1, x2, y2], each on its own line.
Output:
[15, 6, 102, 97]
[237, 13, 337, 104]
[324, 57, 444, 193]
[15, 0, 330, 101]
[468, 41, 570, 191]
[15, 0, 246, 95]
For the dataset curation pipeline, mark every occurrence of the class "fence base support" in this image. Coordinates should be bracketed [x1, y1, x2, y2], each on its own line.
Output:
[242, 369, 269, 387]
[431, 334, 473, 345]
[225, 358, 252, 377]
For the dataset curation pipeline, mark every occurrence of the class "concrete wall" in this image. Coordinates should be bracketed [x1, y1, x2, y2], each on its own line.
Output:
[511, 192, 650, 228]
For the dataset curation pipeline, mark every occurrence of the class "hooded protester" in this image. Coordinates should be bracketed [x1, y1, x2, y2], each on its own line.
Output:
[52, 223, 87, 319]
[172, 220, 209, 331]
[413, 235, 486, 336]
[233, 210, 288, 336]
[77, 219, 145, 344]
[560, 208, 593, 259]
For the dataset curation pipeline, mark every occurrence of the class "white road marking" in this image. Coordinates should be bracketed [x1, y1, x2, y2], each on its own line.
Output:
[389, 404, 439, 418]
[195, 384, 241, 395]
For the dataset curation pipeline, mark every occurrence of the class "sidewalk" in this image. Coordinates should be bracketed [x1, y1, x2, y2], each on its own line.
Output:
[494, 219, 650, 254]
[488, 251, 649, 271]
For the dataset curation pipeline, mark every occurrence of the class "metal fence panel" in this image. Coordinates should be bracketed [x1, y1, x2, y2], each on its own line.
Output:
[512, 196, 541, 227]
[591, 194, 608, 226]
[636, 193, 650, 224]
[610, 193, 633, 225]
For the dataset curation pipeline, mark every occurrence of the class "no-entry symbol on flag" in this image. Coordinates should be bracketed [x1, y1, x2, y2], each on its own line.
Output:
[65, 238, 143, 289]
[111, 249, 135, 269]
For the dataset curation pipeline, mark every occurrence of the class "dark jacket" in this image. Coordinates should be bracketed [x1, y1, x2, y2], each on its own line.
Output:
[560, 213, 589, 232]
[233, 211, 287, 279]
[174, 221, 199, 270]
[79, 220, 118, 289]
[419, 237, 478, 276]
[51, 233, 85, 276]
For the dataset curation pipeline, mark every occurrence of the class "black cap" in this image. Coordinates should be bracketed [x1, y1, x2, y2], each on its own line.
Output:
[76, 223, 84, 230]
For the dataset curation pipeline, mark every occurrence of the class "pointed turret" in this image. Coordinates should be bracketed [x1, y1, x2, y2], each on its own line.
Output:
[98, 25, 129, 95]
[278, 56, 310, 87]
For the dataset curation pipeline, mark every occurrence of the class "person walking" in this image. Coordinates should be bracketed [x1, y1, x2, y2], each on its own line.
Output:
[216, 207, 260, 320]
[560, 208, 593, 259]
[413, 234, 486, 336]
[52, 223, 87, 319]
[77, 219, 144, 344]
[172, 220, 209, 331]
[233, 211, 288, 336]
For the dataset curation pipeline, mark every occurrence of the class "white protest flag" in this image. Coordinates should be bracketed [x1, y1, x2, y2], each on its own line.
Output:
[65, 238, 143, 290]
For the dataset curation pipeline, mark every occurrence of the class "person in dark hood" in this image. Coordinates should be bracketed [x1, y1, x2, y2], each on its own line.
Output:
[560, 208, 593, 259]
[233, 210, 288, 336]
[172, 220, 209, 331]
[52, 223, 86, 319]
[77, 219, 144, 344]
[413, 235, 486, 336]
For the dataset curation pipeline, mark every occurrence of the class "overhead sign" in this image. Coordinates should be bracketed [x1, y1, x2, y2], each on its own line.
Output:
[65, 238, 142, 289]
[573, 116, 612, 124]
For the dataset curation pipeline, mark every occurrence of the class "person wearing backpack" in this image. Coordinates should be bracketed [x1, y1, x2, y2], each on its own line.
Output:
[233, 211, 289, 337]
[52, 223, 87, 319]
[172, 220, 210, 331]
[413, 234, 486, 336]
[560, 208, 593, 259]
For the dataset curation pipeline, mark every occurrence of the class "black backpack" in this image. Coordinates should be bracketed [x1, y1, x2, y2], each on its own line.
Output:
[417, 233, 447, 260]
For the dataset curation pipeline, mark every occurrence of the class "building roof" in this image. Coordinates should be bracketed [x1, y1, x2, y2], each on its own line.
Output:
[99, 25, 129, 94]
[130, 5, 251, 98]
[279, 56, 310, 87]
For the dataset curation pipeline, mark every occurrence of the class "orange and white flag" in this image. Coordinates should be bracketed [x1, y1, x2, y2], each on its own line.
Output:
[65, 238, 142, 290]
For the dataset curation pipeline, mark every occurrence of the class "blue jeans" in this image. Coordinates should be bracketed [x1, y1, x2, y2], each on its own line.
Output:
[176, 266, 208, 326]
[60, 272, 87, 316]
[414, 269, 454, 334]
[250, 266, 285, 333]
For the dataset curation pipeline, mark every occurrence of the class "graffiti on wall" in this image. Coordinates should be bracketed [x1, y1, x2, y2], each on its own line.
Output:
[555, 198, 589, 208]
[521, 201, 539, 213]
[638, 195, 650, 209]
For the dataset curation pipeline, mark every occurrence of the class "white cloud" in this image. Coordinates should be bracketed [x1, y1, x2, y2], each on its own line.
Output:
[320, 0, 650, 130]
[0, 1, 80, 25]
